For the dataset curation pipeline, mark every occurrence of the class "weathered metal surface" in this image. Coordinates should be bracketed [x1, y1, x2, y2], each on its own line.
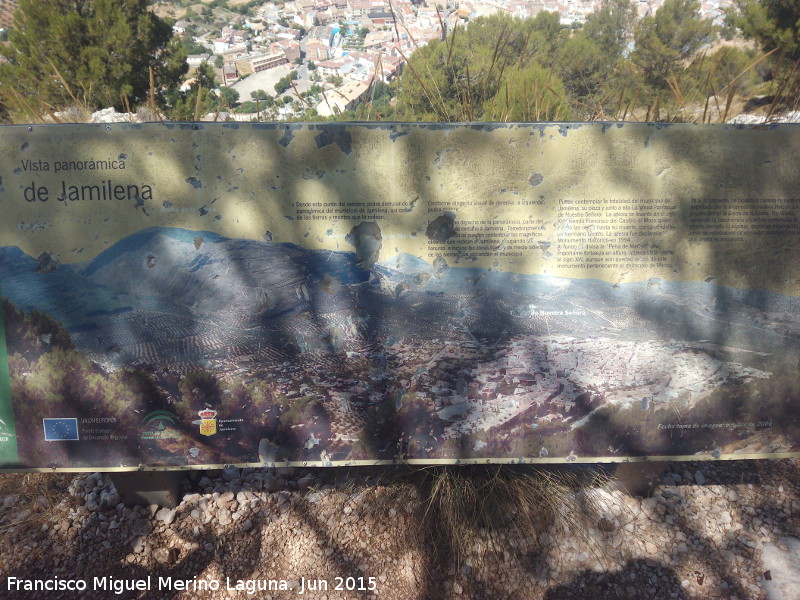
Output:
[1, 122, 799, 470]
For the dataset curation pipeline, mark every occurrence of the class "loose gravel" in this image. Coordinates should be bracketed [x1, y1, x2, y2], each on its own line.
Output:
[1, 460, 799, 600]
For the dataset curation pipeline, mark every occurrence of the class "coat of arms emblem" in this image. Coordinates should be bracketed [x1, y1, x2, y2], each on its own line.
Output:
[198, 409, 217, 436]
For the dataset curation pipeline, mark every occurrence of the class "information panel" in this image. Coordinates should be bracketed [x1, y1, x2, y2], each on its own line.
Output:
[1, 122, 799, 470]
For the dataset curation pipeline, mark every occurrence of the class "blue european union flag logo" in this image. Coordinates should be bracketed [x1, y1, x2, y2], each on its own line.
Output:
[43, 418, 79, 441]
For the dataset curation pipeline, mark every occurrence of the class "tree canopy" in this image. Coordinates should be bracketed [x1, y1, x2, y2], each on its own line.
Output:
[633, 0, 714, 90]
[483, 63, 572, 121]
[582, 0, 637, 59]
[167, 60, 217, 120]
[728, 0, 800, 61]
[218, 86, 240, 107]
[555, 0, 637, 112]
[396, 14, 570, 121]
[0, 0, 188, 111]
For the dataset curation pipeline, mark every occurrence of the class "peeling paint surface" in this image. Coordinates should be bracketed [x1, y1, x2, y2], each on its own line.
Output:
[0, 122, 800, 470]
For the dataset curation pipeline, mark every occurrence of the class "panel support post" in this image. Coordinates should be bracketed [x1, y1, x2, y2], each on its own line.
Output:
[607, 462, 669, 497]
[110, 471, 186, 508]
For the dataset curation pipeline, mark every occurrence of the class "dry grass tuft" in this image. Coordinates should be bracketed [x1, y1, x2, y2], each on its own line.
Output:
[0, 472, 72, 507]
[411, 465, 612, 567]
[0, 472, 77, 536]
[298, 463, 615, 574]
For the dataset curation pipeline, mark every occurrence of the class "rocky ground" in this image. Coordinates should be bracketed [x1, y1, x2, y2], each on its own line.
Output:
[1, 459, 799, 600]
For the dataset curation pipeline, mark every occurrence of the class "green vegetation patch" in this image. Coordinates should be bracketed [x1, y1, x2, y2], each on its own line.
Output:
[0, 292, 19, 466]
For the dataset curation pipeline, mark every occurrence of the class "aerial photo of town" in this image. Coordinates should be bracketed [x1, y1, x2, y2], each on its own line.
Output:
[3, 0, 735, 120]
[2, 224, 799, 468]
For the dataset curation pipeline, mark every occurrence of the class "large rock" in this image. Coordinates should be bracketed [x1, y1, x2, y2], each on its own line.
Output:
[761, 537, 800, 600]
[155, 508, 176, 526]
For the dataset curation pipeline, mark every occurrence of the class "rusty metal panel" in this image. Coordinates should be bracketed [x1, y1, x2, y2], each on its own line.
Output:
[1, 122, 799, 470]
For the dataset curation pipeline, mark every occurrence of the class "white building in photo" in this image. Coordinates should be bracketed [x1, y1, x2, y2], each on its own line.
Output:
[315, 81, 370, 116]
